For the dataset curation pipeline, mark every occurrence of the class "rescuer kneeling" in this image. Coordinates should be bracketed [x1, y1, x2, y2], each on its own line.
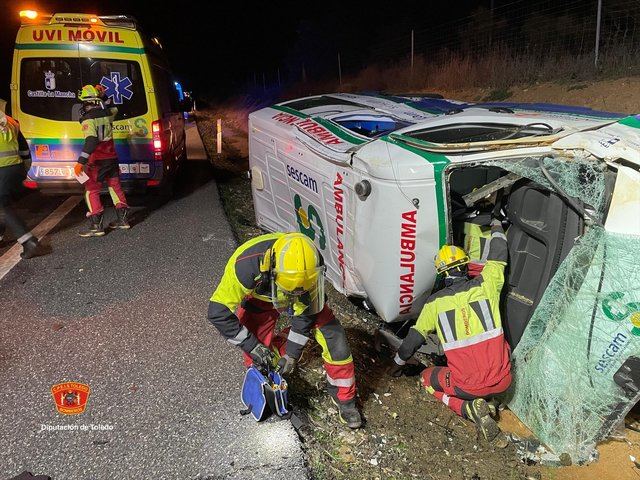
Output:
[208, 232, 362, 428]
[74, 84, 130, 237]
[390, 216, 511, 447]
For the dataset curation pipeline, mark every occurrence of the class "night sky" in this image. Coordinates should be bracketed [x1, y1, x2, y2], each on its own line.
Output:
[0, 0, 492, 100]
[0, 0, 600, 102]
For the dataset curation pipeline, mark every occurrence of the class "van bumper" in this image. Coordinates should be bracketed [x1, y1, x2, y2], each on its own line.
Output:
[26, 179, 151, 195]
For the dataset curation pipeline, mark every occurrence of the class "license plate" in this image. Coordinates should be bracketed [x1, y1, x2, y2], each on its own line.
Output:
[38, 166, 71, 177]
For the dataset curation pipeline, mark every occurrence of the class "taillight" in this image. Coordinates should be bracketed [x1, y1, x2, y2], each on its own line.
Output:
[152, 120, 163, 159]
[23, 180, 38, 189]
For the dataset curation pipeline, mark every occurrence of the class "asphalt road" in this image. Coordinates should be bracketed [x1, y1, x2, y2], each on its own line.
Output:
[0, 125, 308, 480]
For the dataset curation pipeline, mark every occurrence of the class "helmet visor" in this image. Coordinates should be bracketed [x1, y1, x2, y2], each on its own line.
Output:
[271, 266, 325, 316]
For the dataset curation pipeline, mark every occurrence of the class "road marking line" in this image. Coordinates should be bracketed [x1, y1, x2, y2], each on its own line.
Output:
[0, 195, 82, 282]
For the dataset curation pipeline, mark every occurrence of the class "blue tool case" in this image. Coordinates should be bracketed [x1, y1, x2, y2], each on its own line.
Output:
[241, 366, 290, 421]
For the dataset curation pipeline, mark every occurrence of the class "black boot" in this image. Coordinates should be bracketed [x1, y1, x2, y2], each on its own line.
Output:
[464, 398, 508, 448]
[20, 237, 49, 259]
[331, 397, 363, 429]
[108, 208, 130, 230]
[79, 214, 105, 237]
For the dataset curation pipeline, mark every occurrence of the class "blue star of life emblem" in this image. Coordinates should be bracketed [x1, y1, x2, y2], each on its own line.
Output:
[100, 72, 134, 105]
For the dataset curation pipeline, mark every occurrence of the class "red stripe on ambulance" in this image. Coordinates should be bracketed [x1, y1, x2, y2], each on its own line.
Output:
[272, 113, 343, 146]
[399, 210, 418, 315]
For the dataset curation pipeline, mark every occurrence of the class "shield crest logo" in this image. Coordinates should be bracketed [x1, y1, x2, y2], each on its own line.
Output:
[51, 382, 90, 415]
[44, 70, 56, 91]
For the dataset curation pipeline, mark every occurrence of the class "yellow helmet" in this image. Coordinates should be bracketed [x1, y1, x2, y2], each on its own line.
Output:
[268, 233, 321, 293]
[78, 84, 101, 102]
[434, 245, 470, 274]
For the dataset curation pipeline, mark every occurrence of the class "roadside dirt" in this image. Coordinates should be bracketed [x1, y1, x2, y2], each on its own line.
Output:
[195, 80, 640, 480]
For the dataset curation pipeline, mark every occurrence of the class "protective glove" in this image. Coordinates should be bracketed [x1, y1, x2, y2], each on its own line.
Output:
[276, 354, 297, 375]
[74, 163, 84, 176]
[249, 343, 274, 371]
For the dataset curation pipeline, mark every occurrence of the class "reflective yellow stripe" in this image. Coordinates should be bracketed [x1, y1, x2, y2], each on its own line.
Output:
[85, 191, 93, 213]
[108, 186, 122, 206]
[313, 327, 353, 365]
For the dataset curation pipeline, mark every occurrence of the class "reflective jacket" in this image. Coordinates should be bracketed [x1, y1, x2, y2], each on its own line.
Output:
[0, 114, 30, 169]
[398, 222, 511, 389]
[77, 104, 118, 165]
[208, 233, 325, 359]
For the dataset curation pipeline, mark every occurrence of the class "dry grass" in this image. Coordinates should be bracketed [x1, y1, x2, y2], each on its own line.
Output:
[285, 46, 640, 100]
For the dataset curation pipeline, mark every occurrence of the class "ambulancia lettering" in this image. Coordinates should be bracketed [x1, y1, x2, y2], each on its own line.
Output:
[334, 172, 346, 288]
[399, 210, 418, 315]
[272, 112, 343, 146]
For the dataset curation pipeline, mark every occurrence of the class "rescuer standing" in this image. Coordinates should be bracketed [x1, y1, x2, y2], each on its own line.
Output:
[0, 111, 47, 258]
[74, 84, 130, 237]
[390, 216, 511, 447]
[208, 232, 362, 428]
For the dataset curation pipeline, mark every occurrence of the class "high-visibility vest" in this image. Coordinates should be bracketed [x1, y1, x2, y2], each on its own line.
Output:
[0, 116, 24, 169]
[463, 221, 492, 264]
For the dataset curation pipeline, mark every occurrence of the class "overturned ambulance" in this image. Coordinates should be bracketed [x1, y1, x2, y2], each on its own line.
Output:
[249, 93, 640, 461]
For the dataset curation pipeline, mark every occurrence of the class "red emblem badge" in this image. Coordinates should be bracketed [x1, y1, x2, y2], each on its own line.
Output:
[51, 382, 91, 415]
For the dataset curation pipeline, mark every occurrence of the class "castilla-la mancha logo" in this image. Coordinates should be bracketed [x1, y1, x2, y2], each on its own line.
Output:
[51, 382, 91, 415]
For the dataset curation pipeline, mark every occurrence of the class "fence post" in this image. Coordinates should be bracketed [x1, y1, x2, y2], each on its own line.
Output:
[595, 0, 602, 67]
[338, 53, 342, 86]
[409, 29, 415, 87]
[216, 119, 222, 155]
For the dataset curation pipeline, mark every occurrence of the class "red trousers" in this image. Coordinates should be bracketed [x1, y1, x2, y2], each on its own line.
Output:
[421, 366, 512, 417]
[237, 299, 357, 402]
[84, 160, 128, 216]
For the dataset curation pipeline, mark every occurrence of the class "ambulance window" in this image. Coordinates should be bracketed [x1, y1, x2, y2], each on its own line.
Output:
[20, 58, 81, 121]
[405, 123, 553, 143]
[150, 65, 179, 115]
[82, 59, 147, 120]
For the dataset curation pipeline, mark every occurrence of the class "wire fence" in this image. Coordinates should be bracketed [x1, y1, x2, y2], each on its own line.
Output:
[245, 0, 640, 97]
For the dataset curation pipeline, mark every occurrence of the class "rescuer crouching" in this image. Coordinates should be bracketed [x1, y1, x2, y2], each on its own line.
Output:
[207, 232, 362, 429]
[390, 215, 512, 447]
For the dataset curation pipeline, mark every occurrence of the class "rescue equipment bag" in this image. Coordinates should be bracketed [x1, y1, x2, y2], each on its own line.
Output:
[240, 366, 290, 421]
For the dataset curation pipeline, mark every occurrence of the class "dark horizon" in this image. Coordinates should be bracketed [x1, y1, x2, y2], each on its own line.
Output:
[0, 0, 627, 103]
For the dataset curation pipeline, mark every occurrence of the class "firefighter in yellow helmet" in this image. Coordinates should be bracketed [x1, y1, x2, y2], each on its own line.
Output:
[74, 84, 130, 237]
[0, 111, 47, 258]
[208, 232, 362, 428]
[390, 216, 511, 447]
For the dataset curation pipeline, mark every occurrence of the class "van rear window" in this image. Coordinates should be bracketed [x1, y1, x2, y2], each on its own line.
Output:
[20, 57, 147, 122]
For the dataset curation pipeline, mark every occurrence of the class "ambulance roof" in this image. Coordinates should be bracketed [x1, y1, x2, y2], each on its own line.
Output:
[15, 12, 164, 56]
